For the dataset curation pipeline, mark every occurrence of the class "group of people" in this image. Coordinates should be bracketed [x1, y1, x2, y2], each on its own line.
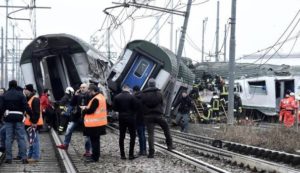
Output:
[279, 91, 300, 127]
[113, 78, 174, 159]
[0, 80, 43, 164]
[0, 80, 108, 164]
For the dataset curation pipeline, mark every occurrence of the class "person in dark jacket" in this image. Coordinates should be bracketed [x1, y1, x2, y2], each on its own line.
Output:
[57, 83, 91, 157]
[0, 88, 6, 152]
[133, 85, 147, 156]
[113, 85, 137, 160]
[82, 84, 107, 163]
[57, 87, 74, 134]
[140, 78, 173, 158]
[173, 91, 193, 133]
[234, 92, 243, 120]
[24, 84, 42, 163]
[1, 80, 32, 164]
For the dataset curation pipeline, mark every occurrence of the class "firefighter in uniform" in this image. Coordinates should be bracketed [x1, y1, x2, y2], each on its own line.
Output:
[210, 92, 220, 121]
[57, 87, 74, 134]
[82, 84, 107, 162]
[24, 84, 43, 163]
[219, 81, 228, 108]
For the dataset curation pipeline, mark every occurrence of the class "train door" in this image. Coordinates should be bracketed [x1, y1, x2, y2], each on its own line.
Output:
[275, 79, 294, 111]
[122, 54, 155, 89]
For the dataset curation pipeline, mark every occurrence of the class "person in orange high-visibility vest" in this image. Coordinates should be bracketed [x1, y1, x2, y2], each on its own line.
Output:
[284, 92, 297, 128]
[279, 94, 290, 123]
[23, 84, 43, 163]
[81, 84, 107, 163]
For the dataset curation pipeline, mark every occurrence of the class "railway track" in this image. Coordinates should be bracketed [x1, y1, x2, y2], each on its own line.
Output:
[156, 128, 300, 173]
[0, 129, 76, 173]
[107, 125, 230, 173]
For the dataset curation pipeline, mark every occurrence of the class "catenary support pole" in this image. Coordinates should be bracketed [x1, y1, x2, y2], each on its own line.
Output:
[227, 0, 237, 125]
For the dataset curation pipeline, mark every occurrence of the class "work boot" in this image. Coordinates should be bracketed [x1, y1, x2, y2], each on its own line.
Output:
[129, 155, 137, 160]
[167, 146, 176, 151]
[147, 154, 154, 158]
[13, 156, 22, 160]
[83, 151, 92, 157]
[28, 158, 39, 163]
[56, 144, 68, 150]
[5, 159, 12, 164]
[22, 159, 29, 164]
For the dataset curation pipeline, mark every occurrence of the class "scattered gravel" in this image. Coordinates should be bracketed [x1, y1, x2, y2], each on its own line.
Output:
[70, 131, 207, 173]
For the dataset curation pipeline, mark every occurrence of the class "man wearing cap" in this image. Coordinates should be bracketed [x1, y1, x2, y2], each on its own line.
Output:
[139, 78, 174, 158]
[1, 80, 32, 164]
[24, 84, 43, 163]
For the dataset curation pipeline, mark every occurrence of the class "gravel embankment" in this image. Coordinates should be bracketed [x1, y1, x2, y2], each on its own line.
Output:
[70, 131, 207, 173]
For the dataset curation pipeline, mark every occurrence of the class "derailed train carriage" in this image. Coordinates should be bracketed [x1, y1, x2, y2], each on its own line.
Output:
[20, 33, 111, 101]
[107, 40, 195, 114]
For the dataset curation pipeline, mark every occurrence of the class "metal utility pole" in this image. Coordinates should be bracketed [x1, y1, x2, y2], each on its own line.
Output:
[107, 27, 110, 60]
[202, 18, 207, 62]
[12, 25, 15, 80]
[155, 16, 160, 45]
[215, 1, 220, 62]
[170, 0, 174, 51]
[1, 27, 3, 88]
[227, 0, 237, 125]
[5, 0, 9, 88]
[165, 0, 193, 117]
[224, 24, 227, 62]
[33, 0, 37, 38]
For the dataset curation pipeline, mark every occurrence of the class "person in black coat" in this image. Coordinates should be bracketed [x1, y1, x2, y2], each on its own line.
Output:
[113, 85, 137, 160]
[140, 78, 173, 158]
[173, 91, 192, 133]
[81, 84, 106, 162]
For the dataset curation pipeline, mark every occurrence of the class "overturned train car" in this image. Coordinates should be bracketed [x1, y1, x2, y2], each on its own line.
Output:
[20, 33, 111, 101]
[107, 40, 195, 112]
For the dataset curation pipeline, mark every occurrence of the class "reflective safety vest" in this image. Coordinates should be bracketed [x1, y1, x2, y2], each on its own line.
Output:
[24, 96, 44, 126]
[220, 85, 228, 96]
[212, 99, 219, 111]
[84, 93, 107, 127]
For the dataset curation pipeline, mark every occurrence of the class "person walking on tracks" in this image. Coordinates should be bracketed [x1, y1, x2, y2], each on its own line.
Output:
[113, 85, 137, 160]
[1, 80, 32, 164]
[81, 84, 107, 162]
[24, 84, 44, 163]
[57, 83, 92, 157]
[173, 90, 193, 132]
[140, 78, 174, 158]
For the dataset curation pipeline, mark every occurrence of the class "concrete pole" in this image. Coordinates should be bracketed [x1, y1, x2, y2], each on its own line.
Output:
[215, 1, 220, 62]
[1, 28, 4, 88]
[224, 24, 227, 62]
[166, 0, 193, 118]
[5, 0, 9, 88]
[12, 25, 15, 80]
[170, 0, 174, 52]
[201, 19, 206, 62]
[227, 0, 237, 125]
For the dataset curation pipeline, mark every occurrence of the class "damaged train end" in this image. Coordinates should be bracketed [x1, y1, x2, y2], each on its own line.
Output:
[20, 33, 111, 102]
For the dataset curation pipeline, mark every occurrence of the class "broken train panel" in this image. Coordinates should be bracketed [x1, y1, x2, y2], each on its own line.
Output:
[20, 33, 111, 101]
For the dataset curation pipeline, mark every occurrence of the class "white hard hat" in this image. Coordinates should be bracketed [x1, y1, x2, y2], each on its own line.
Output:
[65, 87, 74, 94]
[290, 92, 295, 96]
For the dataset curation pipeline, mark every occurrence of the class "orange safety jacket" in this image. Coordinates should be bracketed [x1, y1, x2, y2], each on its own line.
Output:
[279, 97, 289, 110]
[84, 93, 107, 127]
[286, 97, 297, 111]
[24, 96, 44, 126]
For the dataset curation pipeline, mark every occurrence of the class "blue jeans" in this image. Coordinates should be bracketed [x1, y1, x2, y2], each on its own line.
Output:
[5, 122, 27, 160]
[64, 121, 77, 145]
[64, 121, 91, 152]
[27, 130, 40, 160]
[136, 124, 146, 153]
[85, 136, 91, 152]
[175, 113, 190, 133]
[0, 124, 6, 148]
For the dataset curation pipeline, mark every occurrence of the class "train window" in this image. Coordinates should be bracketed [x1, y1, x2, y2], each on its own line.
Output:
[134, 60, 149, 78]
[234, 84, 242, 93]
[248, 81, 267, 95]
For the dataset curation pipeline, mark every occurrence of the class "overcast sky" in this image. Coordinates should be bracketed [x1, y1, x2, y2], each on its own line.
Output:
[1, 0, 300, 63]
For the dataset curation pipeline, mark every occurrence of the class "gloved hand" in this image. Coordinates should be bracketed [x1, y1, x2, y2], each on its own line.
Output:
[239, 107, 242, 113]
[32, 124, 37, 128]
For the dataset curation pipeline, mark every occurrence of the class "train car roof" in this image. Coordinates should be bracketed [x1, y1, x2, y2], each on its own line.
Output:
[125, 40, 179, 76]
[20, 33, 109, 65]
